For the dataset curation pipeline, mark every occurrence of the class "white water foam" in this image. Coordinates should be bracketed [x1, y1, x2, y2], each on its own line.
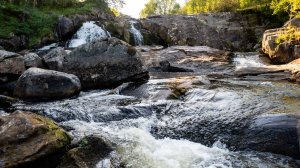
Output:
[129, 21, 143, 46]
[233, 53, 267, 69]
[63, 117, 295, 168]
[117, 128, 232, 168]
[37, 43, 58, 50]
[63, 117, 233, 168]
[68, 21, 111, 48]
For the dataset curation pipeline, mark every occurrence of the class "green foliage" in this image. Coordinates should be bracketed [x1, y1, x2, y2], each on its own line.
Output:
[140, 0, 181, 18]
[0, 0, 117, 48]
[271, 0, 300, 18]
[275, 26, 300, 45]
[180, 0, 300, 17]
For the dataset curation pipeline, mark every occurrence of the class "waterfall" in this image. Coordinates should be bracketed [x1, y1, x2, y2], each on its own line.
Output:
[129, 21, 144, 46]
[68, 21, 111, 48]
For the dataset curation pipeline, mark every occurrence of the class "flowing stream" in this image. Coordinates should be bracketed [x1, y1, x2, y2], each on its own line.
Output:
[8, 51, 300, 167]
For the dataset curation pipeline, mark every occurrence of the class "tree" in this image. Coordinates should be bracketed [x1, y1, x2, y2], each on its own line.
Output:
[140, 0, 181, 18]
[271, 0, 300, 18]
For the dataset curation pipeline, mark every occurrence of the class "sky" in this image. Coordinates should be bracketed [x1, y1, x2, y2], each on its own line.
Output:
[120, 0, 186, 18]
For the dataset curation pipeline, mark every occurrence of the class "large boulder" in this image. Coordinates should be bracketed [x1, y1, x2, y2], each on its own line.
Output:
[140, 13, 267, 51]
[62, 38, 149, 89]
[14, 68, 81, 100]
[56, 16, 75, 41]
[262, 28, 300, 64]
[237, 113, 300, 159]
[262, 18, 300, 64]
[0, 50, 26, 95]
[0, 50, 25, 76]
[0, 111, 72, 168]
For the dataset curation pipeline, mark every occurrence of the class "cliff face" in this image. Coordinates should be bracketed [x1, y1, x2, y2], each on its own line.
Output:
[139, 12, 269, 51]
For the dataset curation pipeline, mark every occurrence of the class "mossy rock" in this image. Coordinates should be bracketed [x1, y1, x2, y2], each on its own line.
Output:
[58, 135, 114, 168]
[0, 111, 72, 168]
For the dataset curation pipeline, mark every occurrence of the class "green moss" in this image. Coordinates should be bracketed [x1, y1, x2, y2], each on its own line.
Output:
[78, 138, 89, 147]
[35, 114, 72, 147]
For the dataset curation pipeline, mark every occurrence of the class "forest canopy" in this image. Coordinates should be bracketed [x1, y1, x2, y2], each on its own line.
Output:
[140, 0, 300, 18]
[0, 0, 124, 8]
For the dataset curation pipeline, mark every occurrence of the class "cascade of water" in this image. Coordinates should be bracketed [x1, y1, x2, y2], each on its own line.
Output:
[129, 21, 144, 46]
[233, 53, 267, 69]
[68, 21, 111, 48]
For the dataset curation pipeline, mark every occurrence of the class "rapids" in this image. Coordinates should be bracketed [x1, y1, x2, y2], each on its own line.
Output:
[4, 48, 300, 167]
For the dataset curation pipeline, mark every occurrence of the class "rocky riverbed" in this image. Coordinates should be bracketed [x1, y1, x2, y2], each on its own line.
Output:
[1, 44, 300, 167]
[1, 13, 300, 168]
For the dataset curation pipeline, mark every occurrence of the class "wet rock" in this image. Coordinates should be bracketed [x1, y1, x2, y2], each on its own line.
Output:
[0, 50, 26, 95]
[272, 42, 300, 64]
[14, 68, 81, 100]
[167, 76, 210, 99]
[58, 135, 118, 168]
[0, 95, 16, 108]
[106, 15, 164, 46]
[0, 50, 26, 76]
[159, 61, 193, 72]
[141, 13, 266, 51]
[0, 34, 28, 51]
[238, 114, 300, 159]
[23, 53, 44, 68]
[42, 47, 67, 71]
[0, 111, 71, 168]
[234, 67, 287, 77]
[56, 16, 75, 41]
[137, 45, 232, 75]
[62, 38, 149, 89]
[0, 80, 17, 96]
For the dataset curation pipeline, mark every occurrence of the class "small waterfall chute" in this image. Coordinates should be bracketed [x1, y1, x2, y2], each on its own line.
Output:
[129, 20, 144, 46]
[233, 53, 267, 69]
[68, 21, 111, 48]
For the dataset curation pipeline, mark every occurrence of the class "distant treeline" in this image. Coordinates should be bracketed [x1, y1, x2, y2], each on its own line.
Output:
[140, 0, 300, 18]
[0, 0, 123, 8]
[182, 0, 300, 16]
